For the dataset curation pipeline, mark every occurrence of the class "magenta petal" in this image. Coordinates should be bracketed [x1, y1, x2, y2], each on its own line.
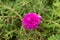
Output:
[22, 12, 42, 30]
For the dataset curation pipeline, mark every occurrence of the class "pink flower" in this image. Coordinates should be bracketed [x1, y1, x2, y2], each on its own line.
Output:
[22, 12, 42, 30]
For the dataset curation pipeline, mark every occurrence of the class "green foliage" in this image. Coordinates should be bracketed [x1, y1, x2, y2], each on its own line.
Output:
[52, 0, 60, 17]
[0, 0, 60, 40]
[48, 34, 60, 40]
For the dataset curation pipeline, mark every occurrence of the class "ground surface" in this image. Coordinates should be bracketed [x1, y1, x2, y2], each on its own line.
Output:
[0, 0, 60, 40]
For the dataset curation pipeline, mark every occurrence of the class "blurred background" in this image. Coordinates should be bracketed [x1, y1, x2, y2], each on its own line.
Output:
[0, 0, 60, 40]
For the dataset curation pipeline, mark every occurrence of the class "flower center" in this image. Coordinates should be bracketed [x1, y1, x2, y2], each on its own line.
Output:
[27, 17, 34, 24]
